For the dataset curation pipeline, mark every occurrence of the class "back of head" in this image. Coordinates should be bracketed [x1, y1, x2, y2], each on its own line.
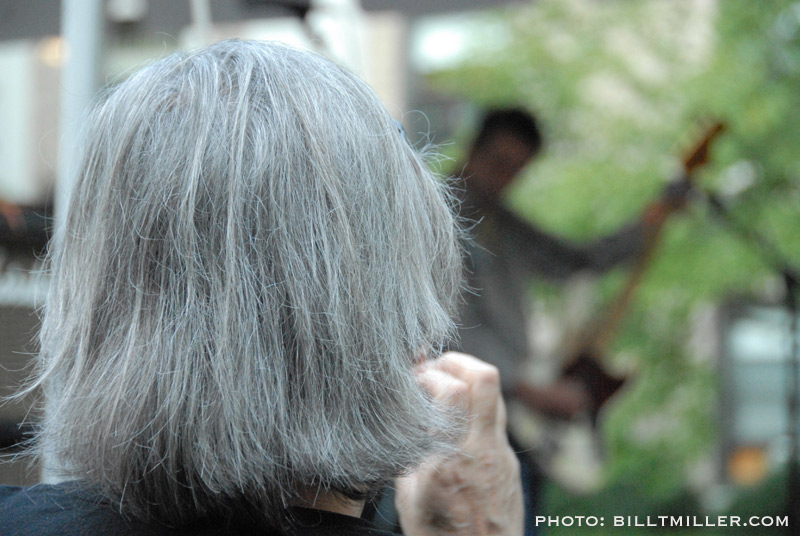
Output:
[474, 107, 543, 154]
[35, 40, 463, 526]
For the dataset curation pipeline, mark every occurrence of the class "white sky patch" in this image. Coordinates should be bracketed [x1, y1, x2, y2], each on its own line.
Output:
[410, 12, 512, 73]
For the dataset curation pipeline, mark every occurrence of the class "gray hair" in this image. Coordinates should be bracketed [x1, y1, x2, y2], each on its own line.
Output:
[31, 40, 463, 525]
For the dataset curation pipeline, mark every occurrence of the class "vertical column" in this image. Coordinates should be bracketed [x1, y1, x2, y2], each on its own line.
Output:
[56, 0, 105, 221]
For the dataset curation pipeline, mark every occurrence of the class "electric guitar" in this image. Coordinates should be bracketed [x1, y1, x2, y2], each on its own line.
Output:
[507, 122, 725, 493]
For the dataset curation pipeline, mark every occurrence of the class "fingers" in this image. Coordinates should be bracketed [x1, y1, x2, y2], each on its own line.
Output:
[420, 352, 507, 441]
[416, 367, 470, 412]
[398, 352, 524, 536]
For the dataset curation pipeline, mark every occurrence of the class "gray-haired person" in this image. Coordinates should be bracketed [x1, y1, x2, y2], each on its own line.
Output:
[0, 41, 522, 535]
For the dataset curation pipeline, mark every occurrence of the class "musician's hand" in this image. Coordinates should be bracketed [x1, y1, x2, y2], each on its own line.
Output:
[395, 352, 524, 536]
[661, 178, 693, 213]
[642, 179, 693, 229]
[515, 379, 590, 420]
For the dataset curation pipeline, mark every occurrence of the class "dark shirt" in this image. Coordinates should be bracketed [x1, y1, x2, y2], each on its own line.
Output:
[457, 192, 646, 386]
[0, 202, 51, 253]
[0, 482, 395, 536]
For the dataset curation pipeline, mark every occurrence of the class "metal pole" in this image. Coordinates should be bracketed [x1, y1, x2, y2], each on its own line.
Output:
[56, 0, 105, 221]
[785, 272, 799, 535]
[188, 0, 212, 48]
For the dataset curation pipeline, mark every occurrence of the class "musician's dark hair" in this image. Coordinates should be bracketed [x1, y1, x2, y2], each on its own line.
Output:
[473, 108, 543, 155]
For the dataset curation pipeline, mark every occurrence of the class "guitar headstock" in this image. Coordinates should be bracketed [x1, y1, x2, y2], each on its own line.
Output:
[682, 121, 726, 176]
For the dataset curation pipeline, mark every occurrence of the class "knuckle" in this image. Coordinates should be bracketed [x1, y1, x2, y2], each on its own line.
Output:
[473, 365, 501, 390]
[441, 379, 470, 406]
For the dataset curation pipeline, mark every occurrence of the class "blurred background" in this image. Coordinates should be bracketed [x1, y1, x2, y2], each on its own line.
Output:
[0, 1, 799, 534]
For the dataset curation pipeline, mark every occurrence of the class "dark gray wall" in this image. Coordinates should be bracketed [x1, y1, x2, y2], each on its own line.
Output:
[0, 0, 526, 41]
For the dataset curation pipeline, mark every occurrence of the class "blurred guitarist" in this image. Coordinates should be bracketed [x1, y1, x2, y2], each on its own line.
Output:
[453, 108, 691, 534]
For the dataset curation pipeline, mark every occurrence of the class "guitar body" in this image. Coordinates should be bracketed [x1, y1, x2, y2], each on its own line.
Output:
[506, 276, 627, 494]
[507, 347, 630, 493]
[562, 351, 627, 425]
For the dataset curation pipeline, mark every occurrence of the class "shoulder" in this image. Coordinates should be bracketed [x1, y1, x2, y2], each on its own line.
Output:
[0, 485, 395, 536]
[0, 482, 170, 536]
[289, 509, 398, 536]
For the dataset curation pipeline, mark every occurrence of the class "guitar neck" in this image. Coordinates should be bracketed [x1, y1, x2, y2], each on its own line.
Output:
[577, 121, 726, 359]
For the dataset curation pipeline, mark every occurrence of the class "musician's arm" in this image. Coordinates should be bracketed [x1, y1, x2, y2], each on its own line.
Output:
[494, 174, 696, 278]
[493, 204, 647, 278]
[510, 379, 590, 420]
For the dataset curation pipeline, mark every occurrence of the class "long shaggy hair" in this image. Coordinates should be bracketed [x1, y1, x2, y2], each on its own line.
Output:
[30, 40, 463, 526]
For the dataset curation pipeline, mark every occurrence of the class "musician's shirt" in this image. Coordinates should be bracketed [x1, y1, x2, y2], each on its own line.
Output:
[456, 192, 646, 388]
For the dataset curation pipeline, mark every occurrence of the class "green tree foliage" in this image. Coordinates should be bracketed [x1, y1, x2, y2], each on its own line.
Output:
[426, 0, 800, 505]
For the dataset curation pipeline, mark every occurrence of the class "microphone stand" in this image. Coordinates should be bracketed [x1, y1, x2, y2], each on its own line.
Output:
[704, 191, 800, 533]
